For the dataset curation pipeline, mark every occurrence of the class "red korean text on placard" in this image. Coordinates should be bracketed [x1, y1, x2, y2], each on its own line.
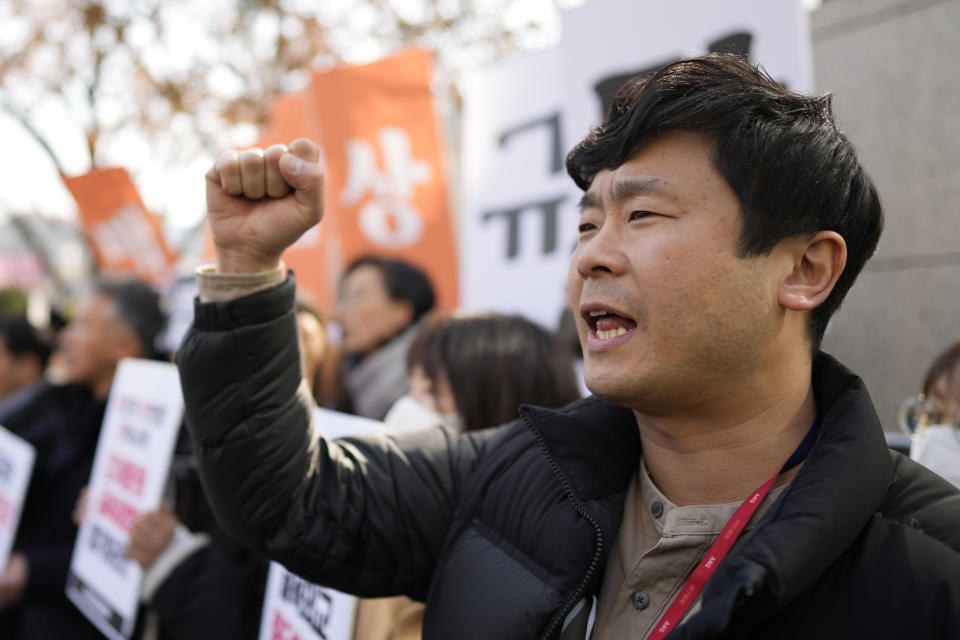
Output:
[271, 612, 301, 640]
[107, 454, 146, 497]
[0, 493, 13, 527]
[98, 492, 138, 532]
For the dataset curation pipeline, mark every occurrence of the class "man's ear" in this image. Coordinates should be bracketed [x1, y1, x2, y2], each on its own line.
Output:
[778, 231, 847, 311]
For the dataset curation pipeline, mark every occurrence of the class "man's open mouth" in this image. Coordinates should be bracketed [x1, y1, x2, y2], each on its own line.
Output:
[582, 307, 638, 342]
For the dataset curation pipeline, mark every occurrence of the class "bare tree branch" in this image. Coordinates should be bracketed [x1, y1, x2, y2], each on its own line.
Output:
[0, 99, 66, 175]
[2, 0, 560, 182]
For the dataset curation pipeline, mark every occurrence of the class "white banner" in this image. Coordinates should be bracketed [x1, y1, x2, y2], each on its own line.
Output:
[459, 0, 812, 328]
[0, 425, 36, 570]
[66, 359, 184, 640]
[258, 408, 386, 640]
[259, 564, 359, 640]
[158, 274, 198, 355]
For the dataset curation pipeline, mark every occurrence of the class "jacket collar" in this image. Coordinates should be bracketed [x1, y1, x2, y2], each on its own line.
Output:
[522, 395, 638, 502]
[688, 353, 892, 635]
[524, 353, 892, 634]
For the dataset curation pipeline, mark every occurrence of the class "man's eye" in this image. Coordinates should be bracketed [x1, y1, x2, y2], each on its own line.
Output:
[578, 222, 597, 233]
[629, 210, 655, 221]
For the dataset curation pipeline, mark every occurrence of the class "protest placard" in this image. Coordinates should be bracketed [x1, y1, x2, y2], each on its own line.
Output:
[157, 273, 198, 356]
[260, 564, 360, 640]
[62, 167, 177, 288]
[311, 49, 459, 311]
[66, 359, 184, 640]
[0, 425, 36, 570]
[246, 49, 459, 311]
[258, 408, 385, 640]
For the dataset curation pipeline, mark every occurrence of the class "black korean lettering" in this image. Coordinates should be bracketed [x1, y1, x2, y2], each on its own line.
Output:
[498, 111, 564, 175]
[481, 196, 568, 260]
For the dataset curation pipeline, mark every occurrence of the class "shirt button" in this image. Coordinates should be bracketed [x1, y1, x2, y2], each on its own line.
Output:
[631, 591, 650, 610]
[650, 500, 664, 518]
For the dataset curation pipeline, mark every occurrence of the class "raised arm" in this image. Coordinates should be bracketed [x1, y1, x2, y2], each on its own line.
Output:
[176, 140, 488, 600]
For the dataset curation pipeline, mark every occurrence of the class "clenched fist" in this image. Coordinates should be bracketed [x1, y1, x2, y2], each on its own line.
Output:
[206, 138, 324, 273]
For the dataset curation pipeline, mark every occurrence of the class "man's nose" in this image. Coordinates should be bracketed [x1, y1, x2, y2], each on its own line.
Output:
[575, 222, 628, 278]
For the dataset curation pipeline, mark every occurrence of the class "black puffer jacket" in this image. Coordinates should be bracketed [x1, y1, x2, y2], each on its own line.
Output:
[177, 276, 960, 639]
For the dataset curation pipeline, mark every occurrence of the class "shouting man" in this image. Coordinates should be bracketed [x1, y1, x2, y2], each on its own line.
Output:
[177, 55, 960, 639]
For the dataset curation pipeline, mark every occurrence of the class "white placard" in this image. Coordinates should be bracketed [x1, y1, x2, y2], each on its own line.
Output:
[0, 425, 36, 570]
[159, 274, 198, 355]
[66, 359, 184, 640]
[459, 0, 812, 329]
[311, 406, 388, 440]
[258, 408, 386, 640]
[259, 563, 359, 640]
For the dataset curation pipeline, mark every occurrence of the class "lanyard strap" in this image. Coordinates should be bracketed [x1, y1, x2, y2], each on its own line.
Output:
[647, 420, 819, 640]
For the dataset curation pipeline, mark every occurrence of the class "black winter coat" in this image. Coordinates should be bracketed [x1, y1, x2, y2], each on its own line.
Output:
[177, 277, 960, 639]
[139, 430, 267, 640]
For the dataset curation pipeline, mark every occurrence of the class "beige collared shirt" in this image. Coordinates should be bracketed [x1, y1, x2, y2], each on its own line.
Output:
[590, 459, 788, 639]
[195, 264, 286, 302]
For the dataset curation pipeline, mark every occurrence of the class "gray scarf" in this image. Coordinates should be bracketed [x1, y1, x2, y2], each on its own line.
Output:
[342, 321, 422, 420]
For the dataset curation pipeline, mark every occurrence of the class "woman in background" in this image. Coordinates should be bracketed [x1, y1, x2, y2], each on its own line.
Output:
[296, 292, 342, 409]
[384, 312, 582, 433]
[336, 256, 435, 420]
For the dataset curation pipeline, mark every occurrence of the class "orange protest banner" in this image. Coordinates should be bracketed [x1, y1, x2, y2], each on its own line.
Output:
[311, 48, 459, 310]
[63, 168, 177, 287]
[255, 91, 319, 149]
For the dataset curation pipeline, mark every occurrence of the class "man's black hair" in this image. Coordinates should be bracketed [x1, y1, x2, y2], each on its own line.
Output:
[343, 256, 435, 322]
[93, 277, 166, 359]
[0, 315, 52, 368]
[566, 54, 884, 347]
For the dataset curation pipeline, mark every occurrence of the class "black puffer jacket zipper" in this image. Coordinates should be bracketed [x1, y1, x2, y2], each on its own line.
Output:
[523, 410, 605, 640]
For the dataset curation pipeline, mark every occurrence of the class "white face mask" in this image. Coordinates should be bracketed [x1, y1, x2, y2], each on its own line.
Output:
[383, 395, 462, 433]
[910, 425, 960, 489]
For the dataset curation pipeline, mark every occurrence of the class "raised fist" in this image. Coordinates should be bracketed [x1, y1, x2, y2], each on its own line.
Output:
[205, 138, 324, 273]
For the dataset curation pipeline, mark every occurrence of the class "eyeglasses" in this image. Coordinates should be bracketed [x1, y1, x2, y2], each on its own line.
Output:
[898, 393, 960, 435]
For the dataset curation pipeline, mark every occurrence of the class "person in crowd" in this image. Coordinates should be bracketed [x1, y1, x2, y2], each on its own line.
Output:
[0, 315, 51, 406]
[357, 313, 582, 640]
[0, 277, 165, 640]
[296, 292, 342, 408]
[335, 256, 435, 420]
[907, 339, 960, 488]
[384, 312, 582, 434]
[178, 55, 960, 639]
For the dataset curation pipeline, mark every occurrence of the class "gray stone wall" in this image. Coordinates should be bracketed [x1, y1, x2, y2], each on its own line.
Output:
[811, 0, 960, 432]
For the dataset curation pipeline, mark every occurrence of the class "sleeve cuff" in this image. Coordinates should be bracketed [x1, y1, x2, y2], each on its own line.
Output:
[139, 525, 210, 602]
[196, 263, 286, 302]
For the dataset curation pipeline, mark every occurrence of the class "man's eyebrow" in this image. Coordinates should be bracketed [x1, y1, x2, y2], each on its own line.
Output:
[610, 176, 673, 203]
[577, 192, 600, 212]
[578, 176, 675, 213]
